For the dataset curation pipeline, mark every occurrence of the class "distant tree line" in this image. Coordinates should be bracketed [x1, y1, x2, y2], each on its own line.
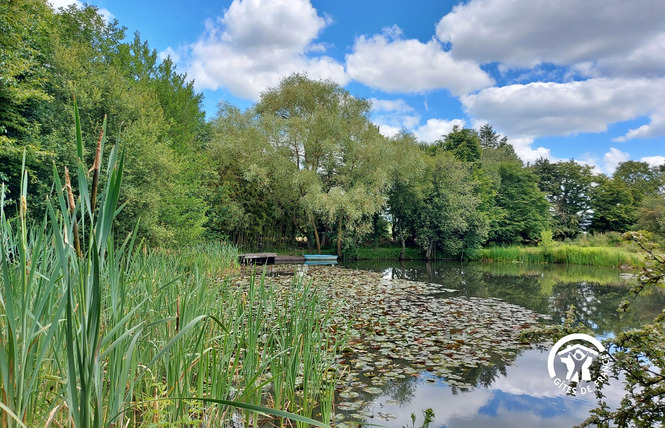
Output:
[2, 2, 664, 254]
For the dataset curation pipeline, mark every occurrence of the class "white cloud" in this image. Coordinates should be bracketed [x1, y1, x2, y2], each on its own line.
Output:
[592, 34, 665, 79]
[460, 78, 665, 142]
[376, 124, 402, 138]
[436, 0, 665, 76]
[48, 0, 114, 21]
[413, 118, 465, 143]
[370, 98, 420, 138]
[508, 137, 556, 165]
[613, 112, 665, 142]
[641, 155, 665, 167]
[181, 0, 348, 100]
[370, 98, 414, 114]
[48, 0, 83, 9]
[158, 47, 181, 64]
[346, 26, 494, 96]
[603, 148, 630, 174]
[576, 154, 604, 175]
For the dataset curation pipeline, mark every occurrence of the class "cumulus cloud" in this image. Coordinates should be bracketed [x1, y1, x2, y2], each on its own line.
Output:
[369, 98, 420, 138]
[508, 137, 557, 165]
[413, 118, 466, 143]
[460, 78, 665, 142]
[613, 112, 665, 142]
[603, 148, 630, 174]
[591, 34, 665, 79]
[346, 26, 494, 96]
[641, 155, 665, 167]
[180, 0, 348, 100]
[436, 0, 665, 76]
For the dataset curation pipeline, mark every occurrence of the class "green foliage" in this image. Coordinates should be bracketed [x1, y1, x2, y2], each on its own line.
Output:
[0, 4, 208, 245]
[589, 176, 634, 233]
[435, 125, 482, 162]
[0, 112, 338, 427]
[491, 163, 550, 243]
[613, 160, 664, 205]
[415, 151, 488, 259]
[403, 408, 435, 428]
[539, 229, 555, 248]
[634, 195, 665, 240]
[212, 74, 393, 255]
[0, 0, 54, 144]
[352, 246, 426, 260]
[531, 158, 594, 239]
[478, 123, 508, 150]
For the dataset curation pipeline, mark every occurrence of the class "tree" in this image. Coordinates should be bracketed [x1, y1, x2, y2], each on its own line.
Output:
[436, 126, 482, 162]
[0, 0, 57, 217]
[478, 123, 508, 150]
[207, 103, 285, 244]
[589, 176, 634, 233]
[613, 161, 664, 205]
[386, 131, 426, 259]
[255, 74, 391, 255]
[634, 195, 665, 240]
[0, 0, 54, 144]
[531, 159, 594, 239]
[415, 152, 488, 259]
[491, 163, 550, 243]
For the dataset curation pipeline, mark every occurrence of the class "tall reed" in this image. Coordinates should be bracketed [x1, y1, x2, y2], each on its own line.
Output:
[0, 104, 337, 426]
[479, 244, 643, 267]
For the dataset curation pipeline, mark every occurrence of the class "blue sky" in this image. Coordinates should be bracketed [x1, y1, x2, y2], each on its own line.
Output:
[52, 0, 665, 173]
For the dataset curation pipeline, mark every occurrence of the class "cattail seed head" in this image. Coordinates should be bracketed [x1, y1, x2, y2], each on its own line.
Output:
[20, 195, 27, 219]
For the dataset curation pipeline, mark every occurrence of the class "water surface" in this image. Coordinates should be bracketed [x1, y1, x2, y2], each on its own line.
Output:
[337, 260, 664, 427]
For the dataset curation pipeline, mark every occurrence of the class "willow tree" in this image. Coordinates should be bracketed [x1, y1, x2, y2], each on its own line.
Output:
[256, 74, 391, 255]
[416, 151, 488, 260]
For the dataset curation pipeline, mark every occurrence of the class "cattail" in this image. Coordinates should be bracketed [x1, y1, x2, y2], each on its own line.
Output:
[176, 295, 180, 332]
[89, 116, 105, 213]
[64, 167, 82, 258]
[19, 195, 27, 221]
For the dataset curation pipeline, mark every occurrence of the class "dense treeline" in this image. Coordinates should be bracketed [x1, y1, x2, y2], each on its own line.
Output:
[2, 2, 664, 256]
[1, 1, 208, 245]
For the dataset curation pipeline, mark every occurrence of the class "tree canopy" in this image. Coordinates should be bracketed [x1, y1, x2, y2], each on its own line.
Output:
[2, 3, 664, 253]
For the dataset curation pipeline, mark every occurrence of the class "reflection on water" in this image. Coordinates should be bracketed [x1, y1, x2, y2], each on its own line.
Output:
[337, 261, 665, 427]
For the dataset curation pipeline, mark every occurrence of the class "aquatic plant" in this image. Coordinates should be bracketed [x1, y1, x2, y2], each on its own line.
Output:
[478, 244, 642, 267]
[0, 105, 336, 427]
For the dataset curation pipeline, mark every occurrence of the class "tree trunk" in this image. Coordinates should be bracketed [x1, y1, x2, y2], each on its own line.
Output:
[398, 220, 406, 260]
[310, 214, 321, 254]
[337, 214, 343, 257]
[426, 239, 434, 261]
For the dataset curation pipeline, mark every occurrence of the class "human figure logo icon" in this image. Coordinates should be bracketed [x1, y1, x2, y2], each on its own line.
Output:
[547, 333, 610, 396]
[558, 343, 598, 381]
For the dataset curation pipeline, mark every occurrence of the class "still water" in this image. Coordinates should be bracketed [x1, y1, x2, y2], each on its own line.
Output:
[338, 260, 665, 427]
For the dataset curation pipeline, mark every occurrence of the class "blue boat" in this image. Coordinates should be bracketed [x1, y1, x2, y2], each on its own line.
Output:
[303, 254, 338, 265]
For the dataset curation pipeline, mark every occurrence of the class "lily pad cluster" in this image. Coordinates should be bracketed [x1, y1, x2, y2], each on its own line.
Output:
[233, 264, 544, 422]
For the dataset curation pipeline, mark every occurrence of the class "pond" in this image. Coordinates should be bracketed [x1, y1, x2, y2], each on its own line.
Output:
[334, 260, 665, 428]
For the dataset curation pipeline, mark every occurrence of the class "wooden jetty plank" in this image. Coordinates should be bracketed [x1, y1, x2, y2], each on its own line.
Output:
[238, 252, 277, 265]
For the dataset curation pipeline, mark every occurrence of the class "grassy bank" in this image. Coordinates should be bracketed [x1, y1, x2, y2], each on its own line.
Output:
[269, 243, 641, 267]
[477, 244, 643, 268]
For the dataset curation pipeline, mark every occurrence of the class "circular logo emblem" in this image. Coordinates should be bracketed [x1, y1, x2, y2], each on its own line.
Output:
[547, 333, 609, 395]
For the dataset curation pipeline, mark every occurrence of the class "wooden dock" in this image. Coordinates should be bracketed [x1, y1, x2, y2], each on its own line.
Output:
[238, 253, 306, 265]
[238, 253, 277, 265]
